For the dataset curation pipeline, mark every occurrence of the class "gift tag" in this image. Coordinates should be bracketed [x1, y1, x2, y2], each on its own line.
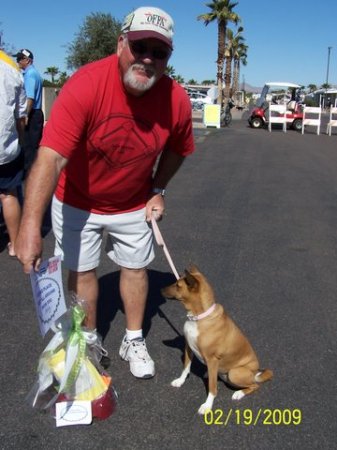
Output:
[55, 401, 92, 427]
[30, 255, 67, 336]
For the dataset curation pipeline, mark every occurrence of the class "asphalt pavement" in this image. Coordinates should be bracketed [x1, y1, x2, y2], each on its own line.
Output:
[1, 113, 337, 449]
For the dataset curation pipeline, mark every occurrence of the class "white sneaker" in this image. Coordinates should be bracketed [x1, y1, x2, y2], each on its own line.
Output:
[119, 336, 155, 379]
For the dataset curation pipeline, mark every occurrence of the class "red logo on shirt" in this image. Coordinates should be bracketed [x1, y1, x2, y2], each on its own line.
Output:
[88, 114, 162, 169]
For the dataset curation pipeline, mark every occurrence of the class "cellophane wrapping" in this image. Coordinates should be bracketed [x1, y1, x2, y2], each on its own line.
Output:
[27, 295, 116, 420]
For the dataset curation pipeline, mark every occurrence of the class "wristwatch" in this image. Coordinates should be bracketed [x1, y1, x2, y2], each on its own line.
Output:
[152, 187, 166, 197]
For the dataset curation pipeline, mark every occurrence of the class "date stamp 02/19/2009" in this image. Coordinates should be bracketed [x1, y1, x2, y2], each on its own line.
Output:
[203, 408, 302, 426]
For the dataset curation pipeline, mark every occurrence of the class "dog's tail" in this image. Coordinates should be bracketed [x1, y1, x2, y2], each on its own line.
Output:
[255, 369, 273, 383]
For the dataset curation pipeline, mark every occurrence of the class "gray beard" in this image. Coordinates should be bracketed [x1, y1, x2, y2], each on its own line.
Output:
[123, 64, 157, 92]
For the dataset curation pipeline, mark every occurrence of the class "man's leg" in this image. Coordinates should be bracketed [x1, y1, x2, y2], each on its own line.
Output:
[24, 110, 44, 177]
[0, 190, 21, 255]
[119, 267, 148, 330]
[118, 266, 155, 378]
[104, 207, 155, 378]
[52, 196, 103, 329]
[68, 269, 98, 329]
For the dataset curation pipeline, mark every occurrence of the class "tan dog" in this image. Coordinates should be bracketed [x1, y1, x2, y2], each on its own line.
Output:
[161, 266, 273, 414]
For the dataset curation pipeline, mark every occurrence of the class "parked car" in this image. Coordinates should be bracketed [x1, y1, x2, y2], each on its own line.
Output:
[248, 82, 304, 131]
[189, 92, 213, 110]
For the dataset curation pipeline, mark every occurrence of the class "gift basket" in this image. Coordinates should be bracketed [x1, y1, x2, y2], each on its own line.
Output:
[27, 295, 116, 422]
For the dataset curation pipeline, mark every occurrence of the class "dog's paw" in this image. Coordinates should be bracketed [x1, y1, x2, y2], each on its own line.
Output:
[198, 393, 215, 414]
[232, 390, 245, 401]
[198, 403, 213, 415]
[171, 377, 185, 388]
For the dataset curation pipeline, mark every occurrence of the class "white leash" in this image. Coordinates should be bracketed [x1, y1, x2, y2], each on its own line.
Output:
[151, 214, 180, 280]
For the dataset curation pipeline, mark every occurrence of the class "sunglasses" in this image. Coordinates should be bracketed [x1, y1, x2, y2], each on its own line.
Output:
[129, 41, 171, 61]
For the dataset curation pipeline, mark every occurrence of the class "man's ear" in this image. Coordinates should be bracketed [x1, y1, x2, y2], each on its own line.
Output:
[184, 270, 198, 289]
[116, 35, 125, 56]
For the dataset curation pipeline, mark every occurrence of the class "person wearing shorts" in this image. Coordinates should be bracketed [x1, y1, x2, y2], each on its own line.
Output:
[0, 50, 27, 257]
[16, 6, 195, 379]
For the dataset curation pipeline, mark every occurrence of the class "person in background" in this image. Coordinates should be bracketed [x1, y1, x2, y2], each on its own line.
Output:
[0, 50, 27, 256]
[12, 49, 43, 176]
[16, 6, 194, 379]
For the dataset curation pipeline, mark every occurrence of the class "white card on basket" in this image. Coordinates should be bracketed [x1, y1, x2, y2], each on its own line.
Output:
[30, 255, 67, 336]
[56, 401, 92, 427]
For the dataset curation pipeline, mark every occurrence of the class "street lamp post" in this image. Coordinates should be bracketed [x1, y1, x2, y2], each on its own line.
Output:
[326, 46, 332, 86]
[324, 47, 332, 108]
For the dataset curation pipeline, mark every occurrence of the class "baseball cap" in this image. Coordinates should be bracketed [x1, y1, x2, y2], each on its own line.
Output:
[121, 6, 174, 49]
[12, 49, 34, 60]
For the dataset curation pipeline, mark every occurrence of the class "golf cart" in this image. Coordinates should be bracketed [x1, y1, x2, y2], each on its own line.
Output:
[248, 82, 303, 131]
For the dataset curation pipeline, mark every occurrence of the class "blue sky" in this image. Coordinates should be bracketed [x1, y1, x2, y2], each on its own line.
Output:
[2, 0, 336, 89]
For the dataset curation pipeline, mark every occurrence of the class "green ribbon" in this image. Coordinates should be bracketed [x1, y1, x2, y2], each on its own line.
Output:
[61, 305, 86, 393]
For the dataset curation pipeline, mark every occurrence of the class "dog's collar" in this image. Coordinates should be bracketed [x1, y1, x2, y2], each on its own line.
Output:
[187, 303, 216, 321]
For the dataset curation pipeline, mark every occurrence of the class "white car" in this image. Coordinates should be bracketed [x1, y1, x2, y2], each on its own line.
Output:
[189, 92, 213, 109]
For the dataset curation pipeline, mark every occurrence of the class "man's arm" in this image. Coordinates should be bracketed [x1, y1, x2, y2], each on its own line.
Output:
[16, 146, 68, 273]
[145, 149, 185, 221]
[15, 117, 26, 147]
[15, 80, 27, 139]
[25, 98, 34, 125]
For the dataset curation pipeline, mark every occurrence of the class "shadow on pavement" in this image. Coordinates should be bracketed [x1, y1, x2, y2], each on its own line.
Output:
[96, 268, 209, 383]
[0, 227, 9, 253]
[97, 269, 177, 341]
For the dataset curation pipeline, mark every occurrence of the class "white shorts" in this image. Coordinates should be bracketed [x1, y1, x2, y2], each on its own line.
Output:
[51, 196, 155, 272]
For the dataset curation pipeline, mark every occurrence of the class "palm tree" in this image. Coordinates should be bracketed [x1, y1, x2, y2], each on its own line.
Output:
[307, 84, 317, 93]
[165, 65, 184, 83]
[165, 64, 176, 78]
[223, 26, 244, 100]
[57, 71, 69, 87]
[231, 37, 248, 98]
[198, 0, 241, 106]
[173, 74, 185, 84]
[44, 66, 60, 84]
[202, 79, 216, 85]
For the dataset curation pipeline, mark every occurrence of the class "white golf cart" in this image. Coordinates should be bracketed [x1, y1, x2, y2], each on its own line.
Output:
[248, 82, 304, 131]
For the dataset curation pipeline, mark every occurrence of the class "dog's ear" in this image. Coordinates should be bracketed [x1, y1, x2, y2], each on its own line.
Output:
[184, 270, 199, 289]
[188, 264, 200, 274]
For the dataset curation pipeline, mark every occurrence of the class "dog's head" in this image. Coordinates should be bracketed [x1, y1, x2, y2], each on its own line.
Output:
[161, 265, 214, 314]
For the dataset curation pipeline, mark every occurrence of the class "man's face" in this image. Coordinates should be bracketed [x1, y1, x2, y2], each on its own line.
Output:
[17, 56, 30, 70]
[117, 35, 171, 96]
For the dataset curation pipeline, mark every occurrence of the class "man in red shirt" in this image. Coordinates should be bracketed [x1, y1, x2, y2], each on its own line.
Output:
[16, 6, 194, 379]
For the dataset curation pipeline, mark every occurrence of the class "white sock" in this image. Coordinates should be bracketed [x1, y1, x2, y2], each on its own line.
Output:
[126, 329, 143, 341]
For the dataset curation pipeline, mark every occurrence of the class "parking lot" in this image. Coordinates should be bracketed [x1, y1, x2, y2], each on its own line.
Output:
[1, 116, 336, 449]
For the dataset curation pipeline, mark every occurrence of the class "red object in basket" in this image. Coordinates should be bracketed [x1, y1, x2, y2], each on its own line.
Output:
[92, 386, 116, 420]
[56, 385, 116, 421]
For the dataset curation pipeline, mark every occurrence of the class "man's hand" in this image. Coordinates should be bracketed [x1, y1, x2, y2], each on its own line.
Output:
[145, 193, 165, 222]
[15, 146, 68, 274]
[16, 226, 43, 273]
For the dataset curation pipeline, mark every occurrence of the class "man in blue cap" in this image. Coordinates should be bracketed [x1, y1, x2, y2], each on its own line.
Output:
[13, 49, 44, 176]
